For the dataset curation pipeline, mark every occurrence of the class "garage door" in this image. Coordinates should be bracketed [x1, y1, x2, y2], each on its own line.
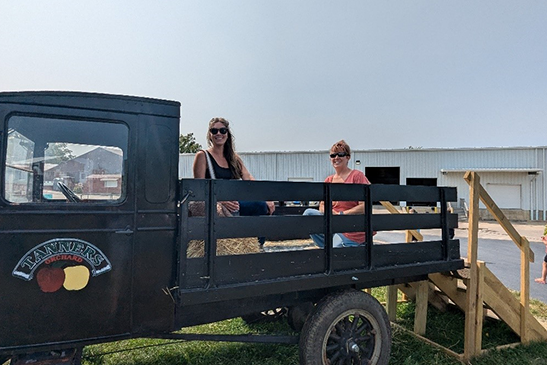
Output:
[485, 184, 521, 209]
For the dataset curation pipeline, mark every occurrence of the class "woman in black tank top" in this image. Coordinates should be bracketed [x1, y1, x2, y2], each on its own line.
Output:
[192, 117, 275, 217]
[204, 151, 234, 180]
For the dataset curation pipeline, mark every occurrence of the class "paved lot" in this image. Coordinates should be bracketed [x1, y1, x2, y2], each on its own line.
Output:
[375, 219, 547, 302]
[457, 219, 546, 243]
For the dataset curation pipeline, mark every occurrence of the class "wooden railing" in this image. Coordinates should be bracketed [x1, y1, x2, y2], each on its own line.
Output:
[383, 171, 547, 362]
[462, 171, 536, 359]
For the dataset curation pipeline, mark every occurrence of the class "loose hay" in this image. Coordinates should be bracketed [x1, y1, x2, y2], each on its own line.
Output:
[187, 237, 261, 257]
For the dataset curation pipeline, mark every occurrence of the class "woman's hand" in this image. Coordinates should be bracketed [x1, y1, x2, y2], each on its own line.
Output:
[266, 201, 275, 215]
[220, 200, 240, 213]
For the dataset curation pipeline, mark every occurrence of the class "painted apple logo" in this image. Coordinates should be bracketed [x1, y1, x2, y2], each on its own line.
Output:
[36, 265, 90, 293]
[12, 238, 112, 292]
[36, 266, 66, 293]
[63, 265, 90, 291]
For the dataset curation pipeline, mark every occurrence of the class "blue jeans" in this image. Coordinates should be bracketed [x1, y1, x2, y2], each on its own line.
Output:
[303, 208, 360, 248]
[239, 201, 268, 216]
[239, 201, 268, 244]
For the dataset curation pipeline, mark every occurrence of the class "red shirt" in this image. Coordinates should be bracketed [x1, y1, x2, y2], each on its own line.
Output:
[325, 170, 370, 243]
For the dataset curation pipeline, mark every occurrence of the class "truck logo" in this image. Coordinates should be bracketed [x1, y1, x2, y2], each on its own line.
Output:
[12, 238, 112, 293]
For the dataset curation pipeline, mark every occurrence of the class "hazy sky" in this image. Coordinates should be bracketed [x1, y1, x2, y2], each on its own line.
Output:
[2, 1, 546, 152]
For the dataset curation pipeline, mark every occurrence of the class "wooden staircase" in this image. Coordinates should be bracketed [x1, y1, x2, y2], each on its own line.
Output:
[428, 265, 547, 342]
[382, 171, 547, 362]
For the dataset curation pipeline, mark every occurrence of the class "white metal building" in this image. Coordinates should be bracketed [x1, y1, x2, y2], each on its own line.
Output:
[180, 146, 547, 221]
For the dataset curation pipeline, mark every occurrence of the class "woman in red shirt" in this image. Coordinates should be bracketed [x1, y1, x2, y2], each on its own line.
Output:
[303, 140, 370, 247]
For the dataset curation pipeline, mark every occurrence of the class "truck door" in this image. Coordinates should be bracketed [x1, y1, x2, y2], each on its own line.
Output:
[0, 103, 135, 349]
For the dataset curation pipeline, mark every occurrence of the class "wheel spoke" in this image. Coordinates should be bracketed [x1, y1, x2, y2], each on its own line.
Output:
[354, 336, 373, 344]
[350, 314, 360, 332]
[329, 350, 342, 364]
[356, 321, 371, 334]
[326, 343, 340, 352]
[359, 343, 374, 359]
[355, 335, 372, 342]
[343, 316, 352, 332]
[302, 291, 390, 365]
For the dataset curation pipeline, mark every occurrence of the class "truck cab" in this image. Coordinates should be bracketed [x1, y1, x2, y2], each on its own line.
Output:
[0, 91, 463, 365]
[0, 92, 180, 354]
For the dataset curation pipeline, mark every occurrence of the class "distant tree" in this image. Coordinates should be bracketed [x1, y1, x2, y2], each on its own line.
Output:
[179, 133, 202, 153]
[45, 143, 75, 164]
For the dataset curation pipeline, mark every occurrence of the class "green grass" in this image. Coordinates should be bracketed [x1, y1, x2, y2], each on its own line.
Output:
[81, 288, 547, 365]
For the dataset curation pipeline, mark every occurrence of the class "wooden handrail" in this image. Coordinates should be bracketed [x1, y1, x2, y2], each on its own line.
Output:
[463, 171, 533, 358]
[463, 171, 534, 261]
[379, 201, 423, 241]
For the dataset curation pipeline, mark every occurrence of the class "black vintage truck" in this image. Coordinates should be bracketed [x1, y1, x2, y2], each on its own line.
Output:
[0, 91, 463, 365]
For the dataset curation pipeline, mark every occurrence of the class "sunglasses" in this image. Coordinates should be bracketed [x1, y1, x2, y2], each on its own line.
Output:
[210, 127, 228, 135]
[330, 152, 348, 158]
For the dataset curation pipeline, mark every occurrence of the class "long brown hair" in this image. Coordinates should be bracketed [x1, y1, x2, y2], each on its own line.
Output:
[207, 117, 243, 179]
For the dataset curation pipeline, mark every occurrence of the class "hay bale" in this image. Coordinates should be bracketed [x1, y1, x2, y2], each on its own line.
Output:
[187, 237, 261, 257]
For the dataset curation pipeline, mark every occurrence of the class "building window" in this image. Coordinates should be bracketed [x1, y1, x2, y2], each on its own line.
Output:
[103, 179, 118, 188]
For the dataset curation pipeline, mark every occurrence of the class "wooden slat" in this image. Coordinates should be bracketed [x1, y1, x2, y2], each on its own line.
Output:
[380, 201, 423, 241]
[463, 171, 480, 360]
[482, 265, 547, 341]
[463, 173, 534, 261]
[482, 266, 522, 336]
[386, 286, 398, 321]
[520, 236, 530, 343]
[397, 282, 447, 312]
[405, 230, 413, 243]
[414, 281, 428, 335]
[429, 273, 467, 311]
[475, 262, 485, 353]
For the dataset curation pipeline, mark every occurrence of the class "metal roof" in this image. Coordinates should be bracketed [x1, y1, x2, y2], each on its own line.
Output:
[440, 168, 543, 173]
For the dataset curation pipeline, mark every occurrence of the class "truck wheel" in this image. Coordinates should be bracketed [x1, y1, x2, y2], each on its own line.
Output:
[299, 289, 391, 365]
[241, 307, 287, 324]
[287, 302, 314, 332]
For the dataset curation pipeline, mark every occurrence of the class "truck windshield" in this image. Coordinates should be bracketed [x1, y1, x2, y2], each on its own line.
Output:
[4, 115, 128, 204]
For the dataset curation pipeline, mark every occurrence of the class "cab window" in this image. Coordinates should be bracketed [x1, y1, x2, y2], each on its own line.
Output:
[4, 115, 128, 204]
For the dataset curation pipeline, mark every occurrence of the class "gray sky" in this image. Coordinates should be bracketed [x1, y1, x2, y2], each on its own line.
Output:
[2, 1, 546, 152]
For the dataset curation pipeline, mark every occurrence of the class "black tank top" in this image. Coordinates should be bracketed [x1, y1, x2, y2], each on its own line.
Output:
[205, 151, 235, 180]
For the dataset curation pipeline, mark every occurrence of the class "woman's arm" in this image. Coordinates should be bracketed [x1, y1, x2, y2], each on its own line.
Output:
[238, 156, 275, 214]
[337, 201, 365, 215]
[192, 150, 207, 178]
[239, 157, 254, 180]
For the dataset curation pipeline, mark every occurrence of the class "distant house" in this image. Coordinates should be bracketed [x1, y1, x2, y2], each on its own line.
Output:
[44, 147, 123, 185]
[83, 174, 122, 195]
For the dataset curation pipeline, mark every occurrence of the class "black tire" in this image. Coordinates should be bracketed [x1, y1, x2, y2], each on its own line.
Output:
[287, 302, 314, 332]
[299, 289, 391, 365]
[241, 307, 287, 324]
